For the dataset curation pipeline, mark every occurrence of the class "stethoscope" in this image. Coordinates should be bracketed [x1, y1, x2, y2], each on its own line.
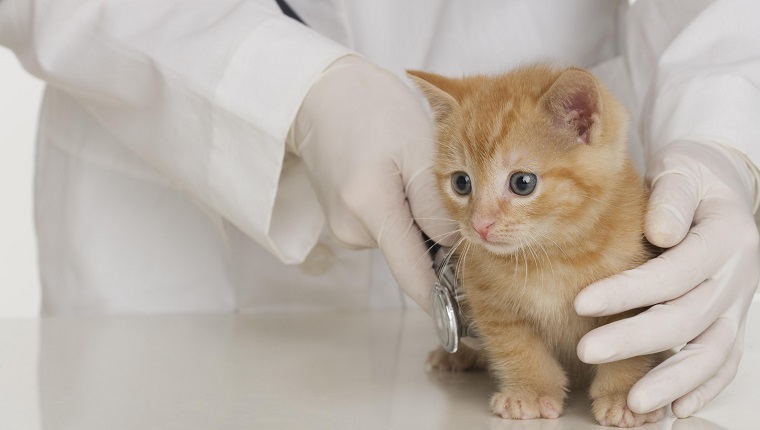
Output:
[431, 254, 480, 353]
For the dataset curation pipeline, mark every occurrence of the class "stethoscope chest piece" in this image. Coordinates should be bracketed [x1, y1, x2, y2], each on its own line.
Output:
[432, 257, 464, 353]
[433, 281, 460, 353]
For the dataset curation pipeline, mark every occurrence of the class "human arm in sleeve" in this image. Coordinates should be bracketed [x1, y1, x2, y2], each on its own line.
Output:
[575, 0, 760, 418]
[0, 0, 348, 263]
[0, 0, 453, 311]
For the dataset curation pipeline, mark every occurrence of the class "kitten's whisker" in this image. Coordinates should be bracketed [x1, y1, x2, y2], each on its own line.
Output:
[464, 242, 472, 279]
[454, 241, 469, 288]
[438, 237, 467, 286]
[526, 240, 541, 264]
[438, 237, 466, 274]
[458, 241, 474, 315]
[526, 231, 556, 291]
[411, 231, 462, 271]
[424, 230, 461, 243]
[406, 224, 461, 233]
[404, 222, 461, 243]
[401, 220, 460, 232]
[403, 226, 461, 267]
[533, 230, 572, 261]
[411, 243, 443, 272]
[510, 242, 521, 288]
[524, 239, 544, 288]
[524, 232, 545, 264]
[402, 217, 459, 223]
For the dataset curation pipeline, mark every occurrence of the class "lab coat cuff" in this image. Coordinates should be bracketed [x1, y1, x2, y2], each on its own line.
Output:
[209, 15, 349, 264]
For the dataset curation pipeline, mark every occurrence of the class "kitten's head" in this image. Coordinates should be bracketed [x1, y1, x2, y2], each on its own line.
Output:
[408, 65, 629, 256]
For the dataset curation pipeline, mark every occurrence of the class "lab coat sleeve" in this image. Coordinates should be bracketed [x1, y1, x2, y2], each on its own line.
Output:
[625, 0, 760, 209]
[0, 0, 350, 263]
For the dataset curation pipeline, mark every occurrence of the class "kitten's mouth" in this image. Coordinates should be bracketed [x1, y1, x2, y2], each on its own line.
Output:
[482, 242, 522, 256]
[463, 228, 524, 255]
[472, 235, 520, 254]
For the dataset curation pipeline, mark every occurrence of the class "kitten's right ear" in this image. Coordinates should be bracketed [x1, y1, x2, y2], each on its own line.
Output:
[406, 70, 461, 122]
[540, 68, 601, 145]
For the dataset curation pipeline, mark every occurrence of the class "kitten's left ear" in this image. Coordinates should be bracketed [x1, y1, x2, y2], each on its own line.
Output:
[406, 70, 462, 123]
[540, 69, 602, 144]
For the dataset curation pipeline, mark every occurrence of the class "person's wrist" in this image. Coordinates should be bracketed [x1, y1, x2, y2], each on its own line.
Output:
[287, 54, 387, 156]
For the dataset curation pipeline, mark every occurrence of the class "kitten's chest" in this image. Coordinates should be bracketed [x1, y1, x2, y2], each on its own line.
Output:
[503, 266, 585, 332]
[463, 253, 595, 346]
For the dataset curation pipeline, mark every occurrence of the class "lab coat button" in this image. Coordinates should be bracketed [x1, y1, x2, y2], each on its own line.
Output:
[301, 243, 335, 275]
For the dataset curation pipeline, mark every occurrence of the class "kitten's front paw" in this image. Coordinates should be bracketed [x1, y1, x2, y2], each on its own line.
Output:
[490, 389, 564, 420]
[593, 393, 664, 428]
[426, 345, 486, 372]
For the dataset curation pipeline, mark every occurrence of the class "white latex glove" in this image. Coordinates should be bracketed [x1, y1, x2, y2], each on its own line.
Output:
[290, 55, 455, 313]
[575, 140, 760, 418]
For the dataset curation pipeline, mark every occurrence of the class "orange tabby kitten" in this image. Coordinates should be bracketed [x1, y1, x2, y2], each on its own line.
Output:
[408, 65, 666, 428]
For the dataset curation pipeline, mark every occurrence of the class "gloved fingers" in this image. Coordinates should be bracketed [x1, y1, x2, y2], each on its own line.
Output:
[645, 169, 701, 248]
[577, 277, 724, 364]
[626, 317, 737, 414]
[376, 204, 439, 315]
[670, 330, 744, 418]
[324, 167, 441, 313]
[575, 214, 726, 317]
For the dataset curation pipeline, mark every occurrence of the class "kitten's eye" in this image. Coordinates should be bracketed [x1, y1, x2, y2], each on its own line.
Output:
[451, 172, 472, 196]
[509, 172, 538, 196]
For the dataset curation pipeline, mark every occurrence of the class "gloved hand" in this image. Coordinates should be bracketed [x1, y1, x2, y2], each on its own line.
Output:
[289, 55, 455, 313]
[575, 140, 760, 418]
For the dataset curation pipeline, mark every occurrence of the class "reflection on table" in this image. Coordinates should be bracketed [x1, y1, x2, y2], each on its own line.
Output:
[0, 306, 757, 429]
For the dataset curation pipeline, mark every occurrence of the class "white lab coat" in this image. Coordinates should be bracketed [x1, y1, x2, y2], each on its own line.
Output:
[1, 0, 758, 314]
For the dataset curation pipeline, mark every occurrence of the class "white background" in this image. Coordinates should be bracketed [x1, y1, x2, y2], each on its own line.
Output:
[0, 48, 42, 317]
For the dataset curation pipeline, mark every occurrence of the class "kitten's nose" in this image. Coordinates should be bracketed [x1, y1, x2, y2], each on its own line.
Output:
[472, 219, 495, 241]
